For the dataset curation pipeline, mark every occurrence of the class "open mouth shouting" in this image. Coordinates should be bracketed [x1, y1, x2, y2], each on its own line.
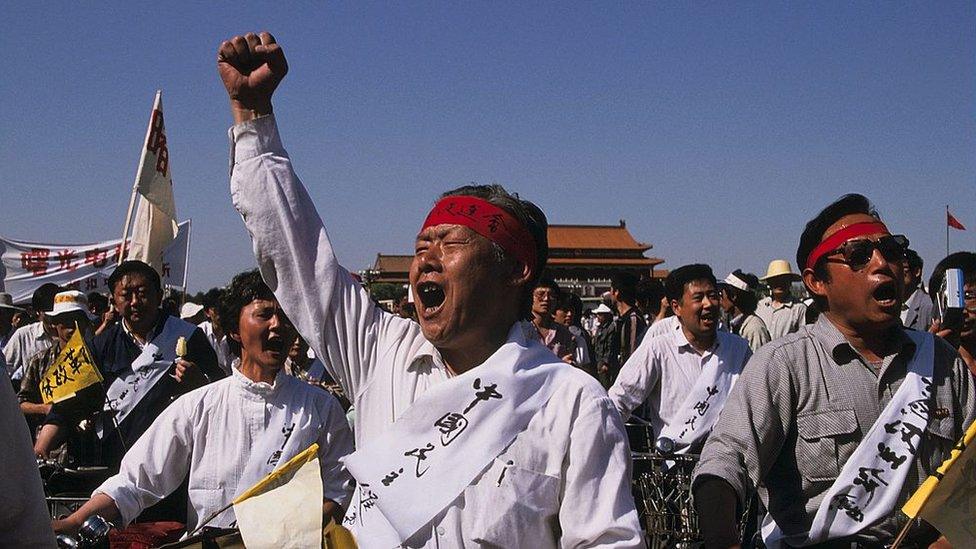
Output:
[871, 280, 900, 310]
[264, 334, 286, 358]
[417, 281, 446, 318]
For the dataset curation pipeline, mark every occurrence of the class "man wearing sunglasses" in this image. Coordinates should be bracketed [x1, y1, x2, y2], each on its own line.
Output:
[693, 194, 975, 548]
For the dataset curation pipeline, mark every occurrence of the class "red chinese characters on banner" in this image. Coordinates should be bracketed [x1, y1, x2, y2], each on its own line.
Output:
[57, 249, 79, 272]
[21, 248, 51, 276]
[84, 249, 109, 268]
[146, 109, 169, 177]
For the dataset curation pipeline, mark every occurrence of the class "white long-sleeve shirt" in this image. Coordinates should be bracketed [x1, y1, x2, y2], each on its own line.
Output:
[96, 366, 355, 531]
[229, 115, 642, 549]
[608, 320, 751, 434]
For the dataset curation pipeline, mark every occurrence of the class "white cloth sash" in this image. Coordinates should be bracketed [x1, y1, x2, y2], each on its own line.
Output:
[342, 322, 565, 546]
[96, 317, 197, 438]
[657, 347, 741, 453]
[762, 331, 935, 547]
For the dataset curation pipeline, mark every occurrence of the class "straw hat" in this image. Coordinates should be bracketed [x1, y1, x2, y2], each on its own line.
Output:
[761, 259, 802, 281]
[592, 304, 613, 314]
[180, 302, 205, 320]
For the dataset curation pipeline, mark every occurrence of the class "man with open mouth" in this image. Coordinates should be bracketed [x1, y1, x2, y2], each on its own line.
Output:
[218, 32, 642, 548]
[693, 194, 976, 548]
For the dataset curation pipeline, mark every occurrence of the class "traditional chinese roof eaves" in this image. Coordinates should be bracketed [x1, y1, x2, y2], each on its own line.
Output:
[547, 257, 663, 267]
[547, 224, 652, 252]
[372, 254, 413, 273]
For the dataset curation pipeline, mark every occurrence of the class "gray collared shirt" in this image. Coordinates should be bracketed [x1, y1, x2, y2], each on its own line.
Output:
[693, 315, 975, 544]
[756, 297, 808, 340]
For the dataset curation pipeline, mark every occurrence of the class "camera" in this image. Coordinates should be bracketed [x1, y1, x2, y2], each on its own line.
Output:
[936, 268, 965, 331]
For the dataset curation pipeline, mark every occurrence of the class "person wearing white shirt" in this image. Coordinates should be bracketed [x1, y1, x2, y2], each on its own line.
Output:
[218, 32, 641, 549]
[4, 283, 59, 382]
[609, 264, 751, 452]
[52, 270, 355, 537]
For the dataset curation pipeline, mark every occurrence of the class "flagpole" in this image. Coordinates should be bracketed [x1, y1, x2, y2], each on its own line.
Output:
[946, 205, 950, 257]
[119, 90, 163, 265]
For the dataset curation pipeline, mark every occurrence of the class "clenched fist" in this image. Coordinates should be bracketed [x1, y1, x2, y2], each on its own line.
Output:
[217, 32, 288, 124]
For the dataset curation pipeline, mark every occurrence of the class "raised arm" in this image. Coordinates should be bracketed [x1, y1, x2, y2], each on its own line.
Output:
[220, 33, 410, 397]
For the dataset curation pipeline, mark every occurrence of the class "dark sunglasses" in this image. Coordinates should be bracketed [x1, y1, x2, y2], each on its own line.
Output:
[824, 234, 909, 271]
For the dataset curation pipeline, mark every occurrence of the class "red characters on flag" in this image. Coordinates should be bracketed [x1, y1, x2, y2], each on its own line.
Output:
[948, 210, 967, 231]
[146, 109, 170, 177]
[57, 249, 78, 272]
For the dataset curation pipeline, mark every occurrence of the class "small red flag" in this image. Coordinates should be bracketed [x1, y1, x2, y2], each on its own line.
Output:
[948, 210, 967, 230]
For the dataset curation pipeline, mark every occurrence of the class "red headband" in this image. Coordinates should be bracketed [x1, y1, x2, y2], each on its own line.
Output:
[805, 221, 890, 270]
[421, 196, 538, 273]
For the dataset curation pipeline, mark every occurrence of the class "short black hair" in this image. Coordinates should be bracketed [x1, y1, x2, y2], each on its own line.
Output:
[904, 248, 923, 272]
[32, 283, 60, 313]
[219, 270, 277, 356]
[534, 277, 561, 295]
[108, 260, 162, 294]
[86, 292, 110, 315]
[665, 264, 717, 302]
[202, 288, 224, 310]
[440, 184, 549, 319]
[928, 252, 976, 303]
[611, 272, 640, 305]
[796, 194, 880, 283]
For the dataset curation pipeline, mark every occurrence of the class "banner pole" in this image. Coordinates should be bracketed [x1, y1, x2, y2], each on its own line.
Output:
[946, 205, 950, 257]
[182, 219, 192, 304]
[119, 90, 162, 265]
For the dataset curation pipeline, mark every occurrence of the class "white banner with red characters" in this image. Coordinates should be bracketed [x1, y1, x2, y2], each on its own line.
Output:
[0, 220, 190, 303]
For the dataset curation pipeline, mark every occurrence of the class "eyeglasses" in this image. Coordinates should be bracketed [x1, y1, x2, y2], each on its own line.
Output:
[823, 234, 909, 271]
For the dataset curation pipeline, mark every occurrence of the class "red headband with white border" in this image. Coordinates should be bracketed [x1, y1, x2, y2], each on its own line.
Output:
[421, 196, 538, 273]
[805, 221, 890, 270]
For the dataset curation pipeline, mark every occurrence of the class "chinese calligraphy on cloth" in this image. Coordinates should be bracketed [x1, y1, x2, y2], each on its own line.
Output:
[343, 323, 565, 545]
[95, 316, 197, 438]
[40, 326, 103, 404]
[656, 348, 743, 453]
[762, 331, 935, 547]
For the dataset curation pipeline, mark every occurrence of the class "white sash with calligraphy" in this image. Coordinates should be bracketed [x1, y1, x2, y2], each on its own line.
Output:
[96, 316, 197, 439]
[343, 322, 565, 546]
[762, 331, 935, 547]
[657, 347, 741, 453]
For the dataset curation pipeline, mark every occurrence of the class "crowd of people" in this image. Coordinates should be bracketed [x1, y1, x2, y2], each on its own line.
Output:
[2, 31, 976, 549]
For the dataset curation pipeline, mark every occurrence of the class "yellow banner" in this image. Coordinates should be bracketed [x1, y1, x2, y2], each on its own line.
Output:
[40, 327, 103, 404]
[902, 419, 976, 518]
[233, 443, 320, 504]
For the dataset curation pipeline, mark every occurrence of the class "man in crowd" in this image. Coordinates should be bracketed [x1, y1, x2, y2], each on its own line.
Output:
[591, 303, 617, 388]
[19, 291, 94, 441]
[901, 248, 933, 331]
[529, 278, 577, 364]
[756, 259, 808, 340]
[4, 283, 58, 388]
[693, 194, 975, 547]
[928, 252, 976, 376]
[219, 31, 641, 548]
[718, 269, 771, 352]
[554, 293, 594, 375]
[0, 293, 24, 351]
[198, 288, 234, 376]
[37, 261, 223, 473]
[608, 265, 751, 453]
[53, 270, 355, 536]
[596, 272, 647, 386]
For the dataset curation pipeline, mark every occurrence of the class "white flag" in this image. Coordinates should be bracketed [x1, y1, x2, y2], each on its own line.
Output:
[128, 91, 178, 274]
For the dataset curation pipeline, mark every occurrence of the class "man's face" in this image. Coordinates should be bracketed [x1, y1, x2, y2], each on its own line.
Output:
[767, 276, 793, 301]
[532, 286, 556, 318]
[815, 213, 905, 331]
[411, 224, 521, 351]
[719, 286, 735, 314]
[961, 280, 976, 344]
[901, 260, 921, 292]
[112, 273, 162, 329]
[235, 298, 297, 371]
[288, 336, 309, 364]
[672, 279, 721, 340]
[553, 308, 572, 326]
[49, 311, 87, 344]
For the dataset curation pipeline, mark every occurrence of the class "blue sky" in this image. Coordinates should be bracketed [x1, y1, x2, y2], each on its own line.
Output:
[2, 3, 974, 291]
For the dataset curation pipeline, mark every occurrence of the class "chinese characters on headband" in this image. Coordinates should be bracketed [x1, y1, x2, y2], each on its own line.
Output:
[828, 378, 933, 523]
[344, 377, 505, 527]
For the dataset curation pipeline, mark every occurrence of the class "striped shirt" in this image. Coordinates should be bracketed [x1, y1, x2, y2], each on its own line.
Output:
[693, 315, 976, 544]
